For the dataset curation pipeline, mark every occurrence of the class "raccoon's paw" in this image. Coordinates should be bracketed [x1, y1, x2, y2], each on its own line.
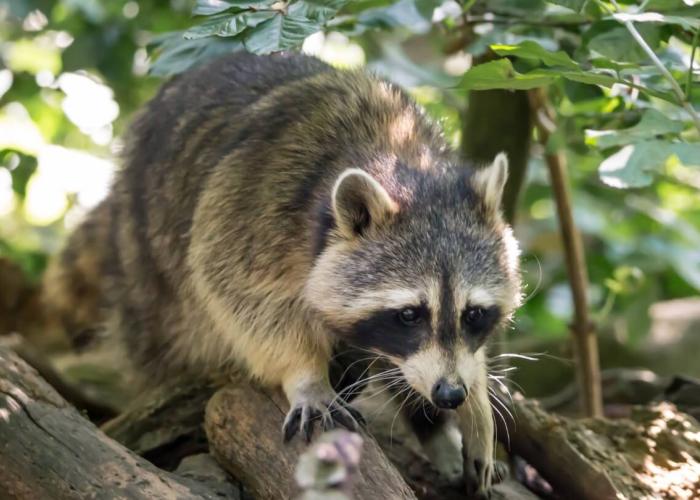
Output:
[282, 397, 364, 444]
[464, 457, 508, 499]
[465, 456, 493, 499]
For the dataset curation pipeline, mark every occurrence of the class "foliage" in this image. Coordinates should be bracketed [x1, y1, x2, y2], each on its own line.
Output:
[1, 0, 699, 343]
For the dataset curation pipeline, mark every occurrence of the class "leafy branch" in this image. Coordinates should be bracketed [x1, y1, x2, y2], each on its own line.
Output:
[598, 0, 700, 133]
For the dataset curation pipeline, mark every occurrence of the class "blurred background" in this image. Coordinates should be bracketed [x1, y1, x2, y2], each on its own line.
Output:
[1, 0, 699, 403]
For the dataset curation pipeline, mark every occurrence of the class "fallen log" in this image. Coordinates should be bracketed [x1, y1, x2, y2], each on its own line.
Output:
[102, 380, 216, 470]
[0, 347, 236, 500]
[205, 383, 418, 500]
[498, 394, 700, 500]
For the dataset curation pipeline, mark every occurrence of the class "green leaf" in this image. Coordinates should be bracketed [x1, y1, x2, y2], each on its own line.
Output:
[490, 40, 579, 69]
[192, 1, 275, 16]
[459, 59, 556, 91]
[599, 140, 700, 188]
[612, 12, 700, 31]
[588, 24, 662, 63]
[586, 109, 685, 149]
[546, 0, 586, 12]
[356, 0, 440, 34]
[243, 13, 320, 54]
[288, 0, 348, 22]
[184, 11, 275, 39]
[150, 32, 244, 77]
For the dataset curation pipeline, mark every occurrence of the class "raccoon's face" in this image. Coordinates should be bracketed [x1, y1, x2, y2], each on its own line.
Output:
[306, 153, 521, 409]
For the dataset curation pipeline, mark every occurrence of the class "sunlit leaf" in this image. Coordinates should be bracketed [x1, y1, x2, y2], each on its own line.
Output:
[491, 40, 579, 69]
[459, 59, 556, 90]
[599, 140, 700, 188]
[586, 109, 685, 149]
[6, 39, 62, 75]
[545, 0, 586, 12]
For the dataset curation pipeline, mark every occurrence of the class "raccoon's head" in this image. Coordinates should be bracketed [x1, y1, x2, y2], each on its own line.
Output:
[306, 153, 521, 409]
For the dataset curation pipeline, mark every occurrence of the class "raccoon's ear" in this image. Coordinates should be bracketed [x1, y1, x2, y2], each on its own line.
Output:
[473, 152, 508, 211]
[332, 169, 398, 239]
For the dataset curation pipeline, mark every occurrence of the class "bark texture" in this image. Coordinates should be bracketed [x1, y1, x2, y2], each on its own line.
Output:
[0, 347, 233, 500]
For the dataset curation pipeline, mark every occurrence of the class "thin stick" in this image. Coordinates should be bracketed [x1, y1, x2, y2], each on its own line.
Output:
[527, 88, 603, 418]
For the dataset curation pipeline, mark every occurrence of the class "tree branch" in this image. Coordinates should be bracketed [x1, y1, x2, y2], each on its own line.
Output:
[527, 88, 603, 418]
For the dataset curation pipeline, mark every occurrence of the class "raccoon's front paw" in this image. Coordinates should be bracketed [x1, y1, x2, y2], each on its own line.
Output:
[465, 456, 493, 499]
[282, 396, 365, 443]
[465, 457, 508, 499]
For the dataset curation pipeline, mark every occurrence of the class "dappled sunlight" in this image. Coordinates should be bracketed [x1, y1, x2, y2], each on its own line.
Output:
[302, 32, 365, 69]
[632, 403, 700, 499]
[58, 72, 119, 146]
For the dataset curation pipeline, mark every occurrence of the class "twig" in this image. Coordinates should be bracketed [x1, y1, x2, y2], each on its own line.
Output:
[527, 88, 603, 418]
[603, 0, 700, 133]
[461, 15, 590, 27]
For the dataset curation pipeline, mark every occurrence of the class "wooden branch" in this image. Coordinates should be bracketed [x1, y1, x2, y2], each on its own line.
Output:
[497, 396, 617, 500]
[205, 383, 417, 500]
[0, 347, 234, 500]
[528, 88, 603, 418]
[1, 333, 118, 422]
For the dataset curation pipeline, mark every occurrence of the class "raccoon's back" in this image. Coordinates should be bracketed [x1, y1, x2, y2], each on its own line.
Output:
[41, 53, 334, 349]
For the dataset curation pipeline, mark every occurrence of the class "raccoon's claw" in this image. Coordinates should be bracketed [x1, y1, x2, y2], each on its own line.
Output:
[282, 399, 363, 443]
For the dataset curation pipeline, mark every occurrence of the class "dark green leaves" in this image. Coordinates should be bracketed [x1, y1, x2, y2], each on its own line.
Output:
[460, 41, 626, 93]
[181, 0, 348, 55]
[243, 13, 319, 53]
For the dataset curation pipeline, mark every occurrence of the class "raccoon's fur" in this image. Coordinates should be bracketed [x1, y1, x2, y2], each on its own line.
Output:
[42, 52, 521, 494]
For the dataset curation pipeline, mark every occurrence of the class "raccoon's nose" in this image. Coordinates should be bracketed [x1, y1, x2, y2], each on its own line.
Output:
[431, 378, 467, 409]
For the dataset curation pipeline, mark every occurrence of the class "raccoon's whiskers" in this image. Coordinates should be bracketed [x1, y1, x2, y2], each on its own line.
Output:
[492, 353, 540, 361]
[334, 354, 383, 390]
[420, 398, 433, 425]
[354, 375, 407, 406]
[389, 387, 415, 444]
[333, 367, 402, 403]
[521, 255, 543, 305]
[488, 387, 515, 425]
[367, 378, 412, 418]
[487, 386, 513, 449]
[488, 375, 514, 406]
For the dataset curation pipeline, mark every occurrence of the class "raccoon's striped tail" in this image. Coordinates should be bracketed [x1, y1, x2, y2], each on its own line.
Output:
[40, 200, 112, 350]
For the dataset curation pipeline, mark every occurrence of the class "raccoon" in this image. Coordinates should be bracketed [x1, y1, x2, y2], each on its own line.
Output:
[42, 52, 521, 494]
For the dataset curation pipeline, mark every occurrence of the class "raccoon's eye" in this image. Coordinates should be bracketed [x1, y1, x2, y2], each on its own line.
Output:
[397, 307, 422, 326]
[463, 306, 485, 325]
